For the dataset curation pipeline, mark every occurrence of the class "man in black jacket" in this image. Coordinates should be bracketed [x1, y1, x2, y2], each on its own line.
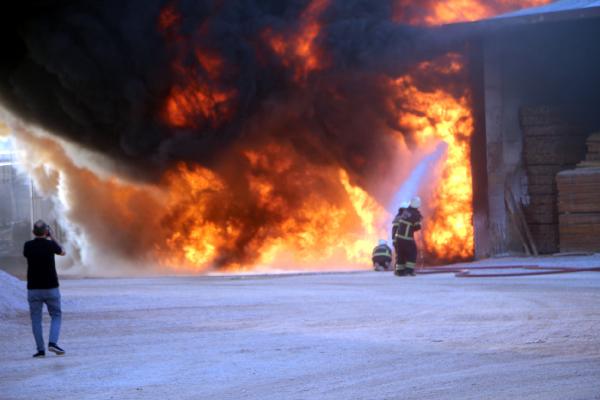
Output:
[392, 197, 422, 277]
[23, 220, 66, 358]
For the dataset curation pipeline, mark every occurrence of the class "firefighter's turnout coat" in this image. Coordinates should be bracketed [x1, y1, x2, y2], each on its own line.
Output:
[371, 243, 392, 268]
[392, 207, 422, 272]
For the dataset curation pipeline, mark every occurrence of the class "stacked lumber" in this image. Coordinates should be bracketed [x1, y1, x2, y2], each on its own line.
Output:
[520, 106, 589, 253]
[577, 133, 600, 168]
[557, 167, 600, 252]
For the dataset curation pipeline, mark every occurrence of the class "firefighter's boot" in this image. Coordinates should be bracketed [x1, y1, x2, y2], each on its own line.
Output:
[394, 264, 406, 276]
[406, 262, 416, 276]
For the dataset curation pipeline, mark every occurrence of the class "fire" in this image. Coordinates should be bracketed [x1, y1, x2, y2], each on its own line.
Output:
[154, 0, 554, 270]
[158, 163, 231, 271]
[263, 0, 329, 81]
[394, 0, 553, 26]
[391, 56, 474, 259]
[156, 145, 387, 272]
[9, 0, 562, 275]
[165, 82, 236, 129]
[158, 7, 237, 129]
[388, 0, 550, 260]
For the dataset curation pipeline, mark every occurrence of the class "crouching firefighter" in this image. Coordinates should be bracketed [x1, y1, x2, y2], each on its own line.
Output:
[372, 239, 393, 271]
[392, 197, 422, 276]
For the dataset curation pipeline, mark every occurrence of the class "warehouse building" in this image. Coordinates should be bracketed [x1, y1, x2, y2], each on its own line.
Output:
[466, 0, 600, 257]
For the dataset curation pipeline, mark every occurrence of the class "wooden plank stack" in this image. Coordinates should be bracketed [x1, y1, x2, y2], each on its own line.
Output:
[520, 106, 589, 254]
[577, 133, 600, 168]
[557, 133, 600, 252]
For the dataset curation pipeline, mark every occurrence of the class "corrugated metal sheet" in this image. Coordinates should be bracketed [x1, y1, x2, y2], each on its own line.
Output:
[493, 0, 600, 19]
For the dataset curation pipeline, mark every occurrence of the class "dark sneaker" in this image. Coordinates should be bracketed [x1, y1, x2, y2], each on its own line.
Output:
[394, 269, 406, 277]
[33, 351, 45, 358]
[48, 343, 65, 355]
[406, 268, 416, 276]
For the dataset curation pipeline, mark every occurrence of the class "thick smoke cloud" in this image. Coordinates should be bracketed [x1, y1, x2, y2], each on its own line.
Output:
[1, 0, 170, 177]
[0, 0, 466, 180]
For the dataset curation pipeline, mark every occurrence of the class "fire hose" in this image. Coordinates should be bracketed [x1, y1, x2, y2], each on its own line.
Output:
[416, 265, 600, 278]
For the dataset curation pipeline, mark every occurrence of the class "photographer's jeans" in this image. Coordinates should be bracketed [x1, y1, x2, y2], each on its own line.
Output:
[28, 288, 61, 352]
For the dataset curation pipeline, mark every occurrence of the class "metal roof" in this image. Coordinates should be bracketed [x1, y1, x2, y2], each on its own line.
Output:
[485, 0, 600, 25]
[439, 1, 600, 43]
[494, 0, 600, 19]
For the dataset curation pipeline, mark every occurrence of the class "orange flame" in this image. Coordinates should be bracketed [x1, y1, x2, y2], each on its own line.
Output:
[158, 163, 230, 271]
[158, 7, 237, 129]
[165, 82, 236, 129]
[390, 53, 474, 260]
[263, 0, 330, 81]
[156, 144, 387, 272]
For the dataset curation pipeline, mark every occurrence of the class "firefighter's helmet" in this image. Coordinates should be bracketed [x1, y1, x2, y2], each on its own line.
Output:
[410, 196, 421, 208]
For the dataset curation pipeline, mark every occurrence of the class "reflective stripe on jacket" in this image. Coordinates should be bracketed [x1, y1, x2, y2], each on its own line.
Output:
[372, 245, 392, 258]
[392, 207, 422, 241]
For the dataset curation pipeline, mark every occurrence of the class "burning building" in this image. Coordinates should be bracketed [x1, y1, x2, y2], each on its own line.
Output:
[0, 0, 597, 275]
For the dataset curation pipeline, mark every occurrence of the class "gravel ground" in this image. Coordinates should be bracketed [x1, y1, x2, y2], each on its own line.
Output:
[1, 261, 600, 400]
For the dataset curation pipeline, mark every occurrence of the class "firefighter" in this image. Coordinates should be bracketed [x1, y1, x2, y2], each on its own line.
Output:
[392, 197, 422, 276]
[372, 239, 393, 271]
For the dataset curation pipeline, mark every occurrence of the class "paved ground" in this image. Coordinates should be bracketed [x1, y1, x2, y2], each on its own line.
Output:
[1, 264, 600, 399]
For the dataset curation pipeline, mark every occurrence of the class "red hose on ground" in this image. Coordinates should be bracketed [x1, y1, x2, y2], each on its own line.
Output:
[416, 265, 600, 278]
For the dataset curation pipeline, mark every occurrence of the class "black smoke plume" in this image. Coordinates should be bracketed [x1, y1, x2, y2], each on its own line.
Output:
[0, 0, 468, 180]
